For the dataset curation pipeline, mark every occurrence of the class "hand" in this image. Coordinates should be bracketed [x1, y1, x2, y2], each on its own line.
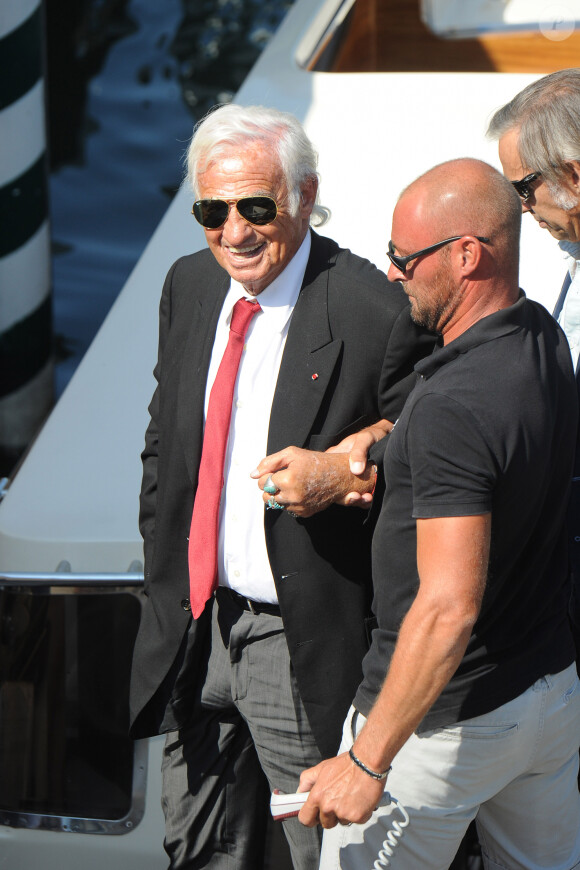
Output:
[297, 753, 385, 829]
[251, 447, 375, 518]
[326, 419, 392, 470]
[325, 420, 392, 507]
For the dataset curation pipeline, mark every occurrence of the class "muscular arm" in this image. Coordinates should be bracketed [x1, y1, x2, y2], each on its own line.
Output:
[298, 512, 491, 827]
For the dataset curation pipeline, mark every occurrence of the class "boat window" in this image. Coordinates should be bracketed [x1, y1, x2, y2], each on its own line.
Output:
[0, 586, 145, 834]
[299, 0, 580, 73]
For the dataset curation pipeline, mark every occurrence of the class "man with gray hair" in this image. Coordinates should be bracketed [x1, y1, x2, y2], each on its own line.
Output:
[128, 104, 432, 868]
[488, 68, 580, 651]
[299, 158, 580, 870]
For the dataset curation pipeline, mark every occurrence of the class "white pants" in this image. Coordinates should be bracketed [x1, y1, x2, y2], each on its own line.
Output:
[320, 664, 580, 870]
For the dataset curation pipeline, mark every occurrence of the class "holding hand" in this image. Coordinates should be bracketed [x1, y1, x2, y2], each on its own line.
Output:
[251, 446, 377, 518]
[326, 419, 392, 507]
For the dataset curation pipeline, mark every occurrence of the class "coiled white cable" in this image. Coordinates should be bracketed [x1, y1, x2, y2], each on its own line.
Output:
[372, 795, 410, 869]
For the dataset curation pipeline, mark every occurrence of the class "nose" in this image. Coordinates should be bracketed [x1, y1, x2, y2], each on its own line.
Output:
[222, 204, 253, 242]
[387, 261, 406, 282]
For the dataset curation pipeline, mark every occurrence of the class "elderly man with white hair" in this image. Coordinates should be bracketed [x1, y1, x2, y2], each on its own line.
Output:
[128, 104, 432, 869]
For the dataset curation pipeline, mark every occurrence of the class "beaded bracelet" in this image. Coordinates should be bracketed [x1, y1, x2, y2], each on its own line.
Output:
[348, 747, 391, 781]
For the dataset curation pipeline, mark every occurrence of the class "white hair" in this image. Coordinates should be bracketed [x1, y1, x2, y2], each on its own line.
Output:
[487, 68, 580, 196]
[546, 178, 579, 211]
[185, 104, 330, 227]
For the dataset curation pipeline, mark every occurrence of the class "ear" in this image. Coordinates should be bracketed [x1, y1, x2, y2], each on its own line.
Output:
[564, 160, 580, 194]
[456, 236, 483, 277]
[299, 176, 318, 216]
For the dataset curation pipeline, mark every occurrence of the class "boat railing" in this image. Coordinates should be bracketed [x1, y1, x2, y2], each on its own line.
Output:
[0, 570, 144, 587]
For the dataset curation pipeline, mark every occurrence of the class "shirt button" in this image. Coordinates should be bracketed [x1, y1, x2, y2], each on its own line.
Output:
[181, 599, 191, 612]
[234, 570, 240, 578]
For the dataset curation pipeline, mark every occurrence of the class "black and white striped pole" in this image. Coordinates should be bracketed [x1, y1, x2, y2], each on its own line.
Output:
[0, 0, 53, 474]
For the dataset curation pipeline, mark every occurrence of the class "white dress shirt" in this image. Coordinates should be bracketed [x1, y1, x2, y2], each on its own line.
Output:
[558, 240, 580, 372]
[203, 232, 311, 603]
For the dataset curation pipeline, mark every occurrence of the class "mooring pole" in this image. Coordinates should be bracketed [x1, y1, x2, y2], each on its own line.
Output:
[0, 0, 53, 474]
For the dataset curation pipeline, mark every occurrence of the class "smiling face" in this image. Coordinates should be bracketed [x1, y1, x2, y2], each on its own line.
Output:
[498, 127, 580, 242]
[196, 142, 315, 296]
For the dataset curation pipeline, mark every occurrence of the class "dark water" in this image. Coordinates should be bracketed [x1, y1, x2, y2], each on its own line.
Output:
[46, 0, 294, 396]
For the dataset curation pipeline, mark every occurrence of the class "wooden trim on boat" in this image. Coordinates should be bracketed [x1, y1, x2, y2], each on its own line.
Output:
[328, 0, 580, 73]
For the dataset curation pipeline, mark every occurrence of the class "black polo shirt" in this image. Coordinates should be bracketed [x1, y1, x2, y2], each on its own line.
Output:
[355, 294, 578, 730]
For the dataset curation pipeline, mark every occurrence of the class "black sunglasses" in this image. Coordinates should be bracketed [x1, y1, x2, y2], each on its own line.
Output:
[511, 172, 541, 203]
[387, 236, 490, 274]
[192, 196, 278, 229]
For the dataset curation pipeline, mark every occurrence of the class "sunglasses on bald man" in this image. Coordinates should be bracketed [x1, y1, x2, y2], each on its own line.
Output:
[387, 235, 490, 275]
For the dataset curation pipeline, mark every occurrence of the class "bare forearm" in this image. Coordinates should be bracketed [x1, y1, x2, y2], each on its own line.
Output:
[355, 514, 490, 771]
[298, 599, 475, 829]
[299, 514, 490, 829]
[353, 593, 475, 771]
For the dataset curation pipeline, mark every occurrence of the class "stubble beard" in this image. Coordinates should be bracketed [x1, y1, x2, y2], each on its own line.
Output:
[408, 269, 461, 334]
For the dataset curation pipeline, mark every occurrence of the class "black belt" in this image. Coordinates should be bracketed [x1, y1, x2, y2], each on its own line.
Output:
[218, 586, 281, 617]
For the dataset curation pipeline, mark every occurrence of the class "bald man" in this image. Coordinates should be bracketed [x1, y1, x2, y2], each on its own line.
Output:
[298, 159, 580, 870]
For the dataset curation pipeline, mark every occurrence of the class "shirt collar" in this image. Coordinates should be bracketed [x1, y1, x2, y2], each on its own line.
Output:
[229, 231, 311, 333]
[559, 239, 580, 263]
[416, 292, 527, 379]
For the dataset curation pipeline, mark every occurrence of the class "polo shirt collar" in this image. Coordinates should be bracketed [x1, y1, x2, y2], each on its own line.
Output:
[416, 291, 526, 379]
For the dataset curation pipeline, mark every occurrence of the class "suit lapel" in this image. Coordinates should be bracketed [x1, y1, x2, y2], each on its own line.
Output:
[178, 260, 230, 483]
[177, 236, 343, 471]
[553, 270, 580, 378]
[267, 234, 342, 453]
[553, 270, 572, 321]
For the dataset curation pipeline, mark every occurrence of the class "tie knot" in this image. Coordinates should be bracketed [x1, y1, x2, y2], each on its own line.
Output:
[230, 297, 261, 337]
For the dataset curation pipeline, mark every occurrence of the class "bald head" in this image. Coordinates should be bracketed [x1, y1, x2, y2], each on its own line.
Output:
[388, 159, 522, 343]
[401, 158, 522, 259]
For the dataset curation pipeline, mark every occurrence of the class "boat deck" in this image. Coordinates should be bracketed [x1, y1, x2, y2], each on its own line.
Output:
[327, 0, 580, 73]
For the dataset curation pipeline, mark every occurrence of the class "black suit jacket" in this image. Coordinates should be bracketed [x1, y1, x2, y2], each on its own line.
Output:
[129, 231, 434, 757]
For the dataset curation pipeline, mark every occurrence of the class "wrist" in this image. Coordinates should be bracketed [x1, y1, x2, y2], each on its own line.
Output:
[348, 747, 391, 781]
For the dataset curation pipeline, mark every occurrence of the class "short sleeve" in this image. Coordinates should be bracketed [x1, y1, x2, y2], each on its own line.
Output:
[405, 392, 495, 518]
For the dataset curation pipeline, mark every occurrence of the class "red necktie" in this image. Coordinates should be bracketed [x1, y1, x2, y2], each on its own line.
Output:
[188, 297, 261, 618]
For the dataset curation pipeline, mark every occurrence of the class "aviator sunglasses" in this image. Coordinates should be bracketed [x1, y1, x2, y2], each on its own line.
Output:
[387, 235, 490, 274]
[192, 196, 278, 229]
[511, 172, 541, 203]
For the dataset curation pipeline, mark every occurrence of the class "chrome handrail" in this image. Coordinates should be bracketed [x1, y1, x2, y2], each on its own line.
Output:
[0, 571, 144, 586]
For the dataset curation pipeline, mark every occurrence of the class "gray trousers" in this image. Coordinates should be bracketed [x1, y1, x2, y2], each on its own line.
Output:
[161, 590, 323, 869]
